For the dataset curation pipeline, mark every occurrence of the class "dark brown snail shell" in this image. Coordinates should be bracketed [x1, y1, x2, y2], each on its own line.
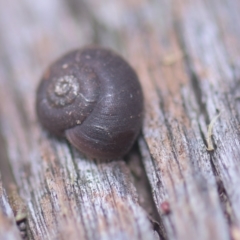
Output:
[36, 46, 143, 159]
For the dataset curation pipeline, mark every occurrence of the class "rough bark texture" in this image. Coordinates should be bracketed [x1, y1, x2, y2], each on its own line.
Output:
[0, 0, 240, 240]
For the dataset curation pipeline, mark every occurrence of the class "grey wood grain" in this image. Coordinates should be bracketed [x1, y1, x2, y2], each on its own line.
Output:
[0, 0, 156, 239]
[82, 0, 235, 239]
[0, 175, 22, 240]
[0, 0, 240, 239]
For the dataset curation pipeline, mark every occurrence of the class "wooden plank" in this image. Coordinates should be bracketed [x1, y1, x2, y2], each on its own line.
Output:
[127, 5, 230, 240]
[82, 0, 239, 239]
[0, 175, 22, 240]
[1, 0, 240, 239]
[0, 0, 156, 239]
[177, 0, 240, 232]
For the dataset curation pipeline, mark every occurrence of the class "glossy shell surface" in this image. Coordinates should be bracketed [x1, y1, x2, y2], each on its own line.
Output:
[36, 46, 143, 159]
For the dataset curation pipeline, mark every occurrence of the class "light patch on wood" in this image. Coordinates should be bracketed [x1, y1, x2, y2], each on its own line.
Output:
[0, 177, 22, 239]
[231, 226, 240, 240]
[206, 113, 221, 151]
[161, 51, 185, 66]
[8, 184, 27, 223]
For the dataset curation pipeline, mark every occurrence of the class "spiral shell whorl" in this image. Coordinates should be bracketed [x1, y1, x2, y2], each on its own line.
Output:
[47, 75, 79, 107]
[36, 51, 100, 136]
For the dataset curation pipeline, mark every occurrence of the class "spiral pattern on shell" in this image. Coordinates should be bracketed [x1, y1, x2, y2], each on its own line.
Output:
[47, 75, 80, 107]
[36, 46, 143, 159]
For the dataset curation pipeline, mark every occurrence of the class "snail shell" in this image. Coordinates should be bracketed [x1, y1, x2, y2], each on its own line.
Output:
[36, 46, 143, 159]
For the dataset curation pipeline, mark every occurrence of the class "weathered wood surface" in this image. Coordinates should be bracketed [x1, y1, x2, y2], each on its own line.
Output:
[0, 0, 240, 240]
[0, 0, 156, 240]
[0, 175, 22, 240]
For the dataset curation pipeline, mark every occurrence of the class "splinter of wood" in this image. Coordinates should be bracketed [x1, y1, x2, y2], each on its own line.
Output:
[206, 113, 221, 151]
